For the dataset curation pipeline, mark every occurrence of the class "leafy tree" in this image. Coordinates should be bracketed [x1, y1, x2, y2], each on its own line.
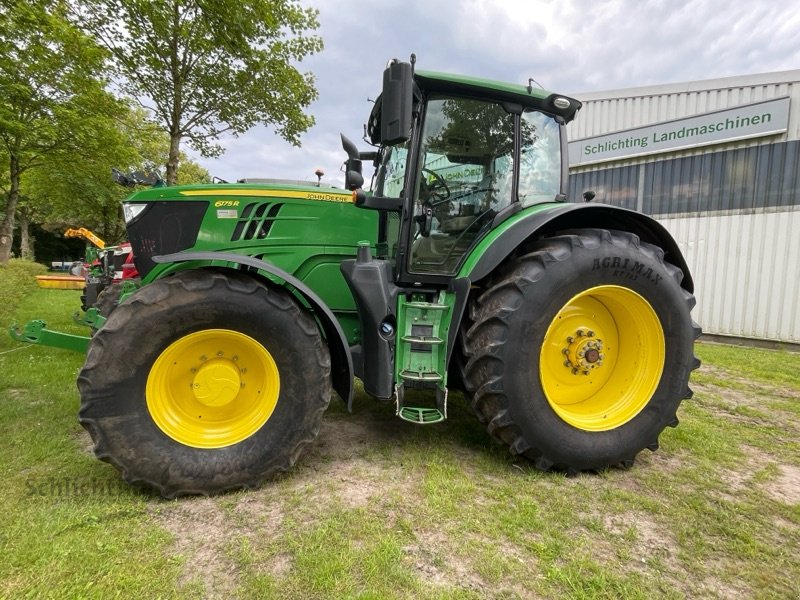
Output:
[426, 98, 535, 163]
[74, 0, 323, 185]
[176, 155, 211, 185]
[23, 104, 210, 247]
[0, 0, 118, 263]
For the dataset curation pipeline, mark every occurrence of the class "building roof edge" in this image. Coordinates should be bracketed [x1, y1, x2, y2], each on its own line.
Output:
[570, 69, 800, 102]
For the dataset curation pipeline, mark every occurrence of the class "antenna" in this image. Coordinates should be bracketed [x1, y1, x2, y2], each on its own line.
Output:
[527, 77, 544, 93]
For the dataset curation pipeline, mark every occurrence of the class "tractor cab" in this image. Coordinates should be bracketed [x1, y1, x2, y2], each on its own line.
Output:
[340, 60, 584, 420]
[349, 59, 580, 283]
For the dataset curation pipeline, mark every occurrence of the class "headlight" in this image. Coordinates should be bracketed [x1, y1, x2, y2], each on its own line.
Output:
[553, 97, 571, 110]
[123, 203, 149, 224]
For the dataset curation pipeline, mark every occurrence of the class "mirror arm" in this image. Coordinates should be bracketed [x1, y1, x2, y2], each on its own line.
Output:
[352, 190, 403, 212]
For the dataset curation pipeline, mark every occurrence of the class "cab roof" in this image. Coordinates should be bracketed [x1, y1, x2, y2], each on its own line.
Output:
[414, 69, 581, 122]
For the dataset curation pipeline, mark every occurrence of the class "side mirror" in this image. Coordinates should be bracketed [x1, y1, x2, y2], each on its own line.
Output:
[380, 60, 413, 145]
[341, 134, 364, 191]
[583, 190, 596, 203]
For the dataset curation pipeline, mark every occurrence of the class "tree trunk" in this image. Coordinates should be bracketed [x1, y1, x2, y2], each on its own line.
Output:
[18, 207, 34, 260]
[165, 131, 181, 186]
[0, 154, 22, 264]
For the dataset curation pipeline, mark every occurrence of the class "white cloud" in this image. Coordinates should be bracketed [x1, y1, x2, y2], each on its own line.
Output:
[189, 0, 800, 185]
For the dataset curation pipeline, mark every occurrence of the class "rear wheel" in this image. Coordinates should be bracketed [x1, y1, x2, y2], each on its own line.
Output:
[463, 229, 700, 471]
[78, 269, 331, 497]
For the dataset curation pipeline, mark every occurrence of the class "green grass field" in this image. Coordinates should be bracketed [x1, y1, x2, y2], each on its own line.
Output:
[1, 271, 798, 599]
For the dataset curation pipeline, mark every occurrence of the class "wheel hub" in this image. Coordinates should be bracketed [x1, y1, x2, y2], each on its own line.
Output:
[540, 285, 665, 431]
[562, 328, 605, 375]
[146, 329, 280, 448]
[192, 358, 241, 407]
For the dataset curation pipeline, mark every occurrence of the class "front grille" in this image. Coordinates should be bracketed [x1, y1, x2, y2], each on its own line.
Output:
[127, 201, 208, 277]
[231, 202, 283, 241]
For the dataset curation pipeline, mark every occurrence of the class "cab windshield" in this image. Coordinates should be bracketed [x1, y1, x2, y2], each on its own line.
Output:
[373, 95, 563, 275]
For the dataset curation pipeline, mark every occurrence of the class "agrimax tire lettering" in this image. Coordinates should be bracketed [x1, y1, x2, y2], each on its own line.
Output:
[592, 256, 663, 285]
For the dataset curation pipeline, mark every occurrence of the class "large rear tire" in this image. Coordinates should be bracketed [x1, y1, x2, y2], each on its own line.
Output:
[78, 269, 331, 497]
[463, 229, 701, 471]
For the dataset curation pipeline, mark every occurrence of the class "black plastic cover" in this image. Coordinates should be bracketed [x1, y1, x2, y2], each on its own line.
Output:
[340, 256, 400, 399]
[127, 201, 208, 277]
[381, 61, 414, 145]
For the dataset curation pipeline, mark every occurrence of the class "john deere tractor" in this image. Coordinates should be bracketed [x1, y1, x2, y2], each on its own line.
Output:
[15, 59, 700, 497]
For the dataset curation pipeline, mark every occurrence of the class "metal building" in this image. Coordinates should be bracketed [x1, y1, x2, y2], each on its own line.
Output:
[567, 70, 800, 345]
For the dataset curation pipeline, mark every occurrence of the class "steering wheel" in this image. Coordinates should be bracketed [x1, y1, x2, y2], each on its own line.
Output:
[421, 168, 450, 201]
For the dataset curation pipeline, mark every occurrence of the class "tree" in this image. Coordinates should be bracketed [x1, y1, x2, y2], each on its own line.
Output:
[24, 104, 210, 247]
[0, 0, 119, 263]
[75, 0, 323, 185]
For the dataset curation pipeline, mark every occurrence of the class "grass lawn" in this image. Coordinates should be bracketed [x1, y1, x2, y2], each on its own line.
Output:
[1, 278, 798, 599]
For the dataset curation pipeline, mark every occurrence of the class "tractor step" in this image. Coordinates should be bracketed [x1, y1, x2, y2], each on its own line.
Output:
[398, 406, 445, 424]
[399, 370, 442, 382]
[395, 293, 451, 389]
[400, 334, 444, 345]
[395, 384, 448, 425]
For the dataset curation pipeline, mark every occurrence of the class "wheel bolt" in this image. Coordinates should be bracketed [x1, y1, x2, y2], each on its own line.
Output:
[564, 360, 571, 367]
[587, 330, 595, 337]
[217, 351, 223, 357]
[577, 330, 585, 337]
[567, 336, 574, 343]
[200, 355, 207, 362]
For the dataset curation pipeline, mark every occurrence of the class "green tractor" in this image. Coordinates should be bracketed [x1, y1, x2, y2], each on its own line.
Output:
[19, 59, 701, 497]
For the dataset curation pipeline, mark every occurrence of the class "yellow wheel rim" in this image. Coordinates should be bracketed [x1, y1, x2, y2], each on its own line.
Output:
[146, 329, 280, 448]
[539, 285, 664, 431]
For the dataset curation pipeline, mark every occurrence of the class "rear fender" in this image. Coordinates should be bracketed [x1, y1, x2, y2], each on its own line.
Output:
[461, 203, 694, 292]
[152, 251, 353, 408]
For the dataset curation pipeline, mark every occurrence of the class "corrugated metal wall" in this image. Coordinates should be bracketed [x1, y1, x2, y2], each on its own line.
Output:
[570, 71, 800, 147]
[567, 71, 800, 343]
[662, 210, 800, 343]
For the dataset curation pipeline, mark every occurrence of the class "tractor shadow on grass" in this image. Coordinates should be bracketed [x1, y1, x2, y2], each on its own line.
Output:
[295, 384, 526, 481]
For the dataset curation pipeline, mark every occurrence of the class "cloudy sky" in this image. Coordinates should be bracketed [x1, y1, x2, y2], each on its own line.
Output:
[190, 0, 800, 186]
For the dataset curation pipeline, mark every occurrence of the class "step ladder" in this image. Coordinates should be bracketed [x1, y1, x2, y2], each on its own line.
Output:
[395, 295, 451, 424]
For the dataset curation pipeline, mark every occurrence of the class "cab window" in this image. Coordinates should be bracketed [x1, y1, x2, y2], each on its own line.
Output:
[409, 96, 515, 274]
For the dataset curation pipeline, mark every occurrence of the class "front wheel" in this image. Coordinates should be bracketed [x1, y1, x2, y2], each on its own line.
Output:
[463, 229, 701, 471]
[78, 269, 331, 497]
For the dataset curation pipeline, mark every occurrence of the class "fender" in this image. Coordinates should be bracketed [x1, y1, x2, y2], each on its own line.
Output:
[152, 251, 354, 408]
[462, 203, 694, 293]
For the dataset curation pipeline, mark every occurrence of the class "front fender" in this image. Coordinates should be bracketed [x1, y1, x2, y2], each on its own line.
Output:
[152, 251, 354, 408]
[459, 203, 694, 293]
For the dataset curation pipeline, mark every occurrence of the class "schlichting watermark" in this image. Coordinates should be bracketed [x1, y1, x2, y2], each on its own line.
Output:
[25, 476, 130, 498]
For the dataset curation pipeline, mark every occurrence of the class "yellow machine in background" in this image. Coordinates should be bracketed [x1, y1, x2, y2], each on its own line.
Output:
[64, 227, 106, 250]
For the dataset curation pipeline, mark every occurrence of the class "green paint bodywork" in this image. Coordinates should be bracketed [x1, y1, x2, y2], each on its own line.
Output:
[130, 182, 566, 351]
[456, 202, 561, 278]
[135, 185, 379, 343]
[415, 69, 551, 101]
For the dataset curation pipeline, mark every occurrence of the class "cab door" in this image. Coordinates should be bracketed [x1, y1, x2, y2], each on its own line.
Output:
[403, 95, 517, 278]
